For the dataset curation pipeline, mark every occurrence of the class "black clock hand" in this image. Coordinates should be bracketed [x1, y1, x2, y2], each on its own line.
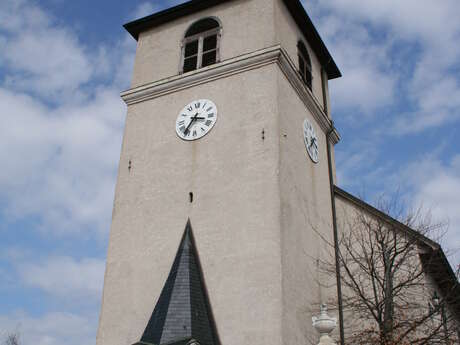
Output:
[191, 112, 206, 121]
[184, 118, 195, 135]
[184, 113, 200, 135]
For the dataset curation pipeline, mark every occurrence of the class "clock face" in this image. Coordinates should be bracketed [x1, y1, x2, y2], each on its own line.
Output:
[176, 99, 217, 141]
[303, 119, 319, 163]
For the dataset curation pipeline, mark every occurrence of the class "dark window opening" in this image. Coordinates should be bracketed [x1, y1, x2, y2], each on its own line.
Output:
[298, 41, 312, 90]
[203, 35, 217, 51]
[185, 18, 219, 38]
[202, 51, 217, 67]
[183, 56, 198, 73]
[184, 40, 199, 57]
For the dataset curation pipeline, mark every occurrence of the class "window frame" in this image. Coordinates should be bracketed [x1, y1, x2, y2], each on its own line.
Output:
[180, 25, 222, 74]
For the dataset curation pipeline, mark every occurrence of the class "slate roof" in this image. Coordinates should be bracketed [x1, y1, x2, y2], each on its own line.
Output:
[123, 0, 341, 80]
[133, 220, 220, 345]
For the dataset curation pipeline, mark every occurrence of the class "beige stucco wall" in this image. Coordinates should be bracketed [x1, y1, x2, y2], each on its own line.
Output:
[97, 64, 284, 345]
[277, 69, 337, 345]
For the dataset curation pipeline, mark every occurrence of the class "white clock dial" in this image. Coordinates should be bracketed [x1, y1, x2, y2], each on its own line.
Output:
[303, 119, 319, 164]
[176, 99, 217, 141]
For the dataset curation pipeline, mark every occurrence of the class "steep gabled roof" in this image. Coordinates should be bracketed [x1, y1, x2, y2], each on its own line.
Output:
[123, 0, 341, 80]
[134, 220, 220, 345]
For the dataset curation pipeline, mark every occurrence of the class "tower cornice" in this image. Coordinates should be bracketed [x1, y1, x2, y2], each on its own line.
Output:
[121, 45, 341, 144]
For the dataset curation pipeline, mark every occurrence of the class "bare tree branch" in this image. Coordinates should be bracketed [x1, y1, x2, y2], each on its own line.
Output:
[322, 196, 460, 345]
[4, 333, 20, 345]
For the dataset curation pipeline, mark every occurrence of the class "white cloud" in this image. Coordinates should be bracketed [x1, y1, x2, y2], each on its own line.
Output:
[330, 49, 396, 115]
[307, 8, 397, 116]
[0, 311, 97, 345]
[0, 0, 47, 33]
[3, 27, 92, 98]
[399, 155, 460, 264]
[1, 253, 104, 342]
[335, 139, 379, 187]
[0, 87, 124, 235]
[131, 2, 159, 20]
[18, 256, 105, 299]
[0, 0, 134, 235]
[0, 1, 97, 99]
[395, 76, 460, 134]
[128, 1, 186, 21]
[311, 0, 460, 48]
[114, 35, 137, 89]
[307, 0, 460, 131]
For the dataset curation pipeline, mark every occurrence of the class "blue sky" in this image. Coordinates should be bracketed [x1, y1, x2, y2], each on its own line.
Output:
[0, 0, 459, 344]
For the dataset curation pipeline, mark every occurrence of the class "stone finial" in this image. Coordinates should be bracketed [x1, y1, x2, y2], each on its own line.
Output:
[312, 304, 337, 345]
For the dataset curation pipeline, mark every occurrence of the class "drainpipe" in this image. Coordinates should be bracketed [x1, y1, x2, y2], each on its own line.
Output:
[326, 122, 344, 345]
[322, 64, 345, 345]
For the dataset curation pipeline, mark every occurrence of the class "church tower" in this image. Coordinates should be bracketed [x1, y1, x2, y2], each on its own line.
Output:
[96, 1, 341, 345]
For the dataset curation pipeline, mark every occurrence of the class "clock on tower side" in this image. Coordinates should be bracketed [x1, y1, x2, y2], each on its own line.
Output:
[96, 1, 341, 345]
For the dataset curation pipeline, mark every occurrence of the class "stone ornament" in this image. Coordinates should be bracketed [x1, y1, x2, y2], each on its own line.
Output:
[312, 304, 337, 345]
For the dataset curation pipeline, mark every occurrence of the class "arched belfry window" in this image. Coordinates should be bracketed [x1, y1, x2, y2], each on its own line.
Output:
[298, 41, 312, 90]
[181, 18, 222, 73]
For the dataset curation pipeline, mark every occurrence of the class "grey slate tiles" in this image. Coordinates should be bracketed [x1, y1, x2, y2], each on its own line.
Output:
[133, 220, 220, 345]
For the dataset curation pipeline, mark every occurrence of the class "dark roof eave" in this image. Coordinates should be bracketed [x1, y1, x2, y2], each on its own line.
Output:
[123, 0, 341, 80]
[123, 0, 234, 40]
[281, 0, 341, 79]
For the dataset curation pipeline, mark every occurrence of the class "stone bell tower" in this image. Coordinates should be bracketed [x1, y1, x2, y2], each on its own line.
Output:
[96, 1, 341, 345]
